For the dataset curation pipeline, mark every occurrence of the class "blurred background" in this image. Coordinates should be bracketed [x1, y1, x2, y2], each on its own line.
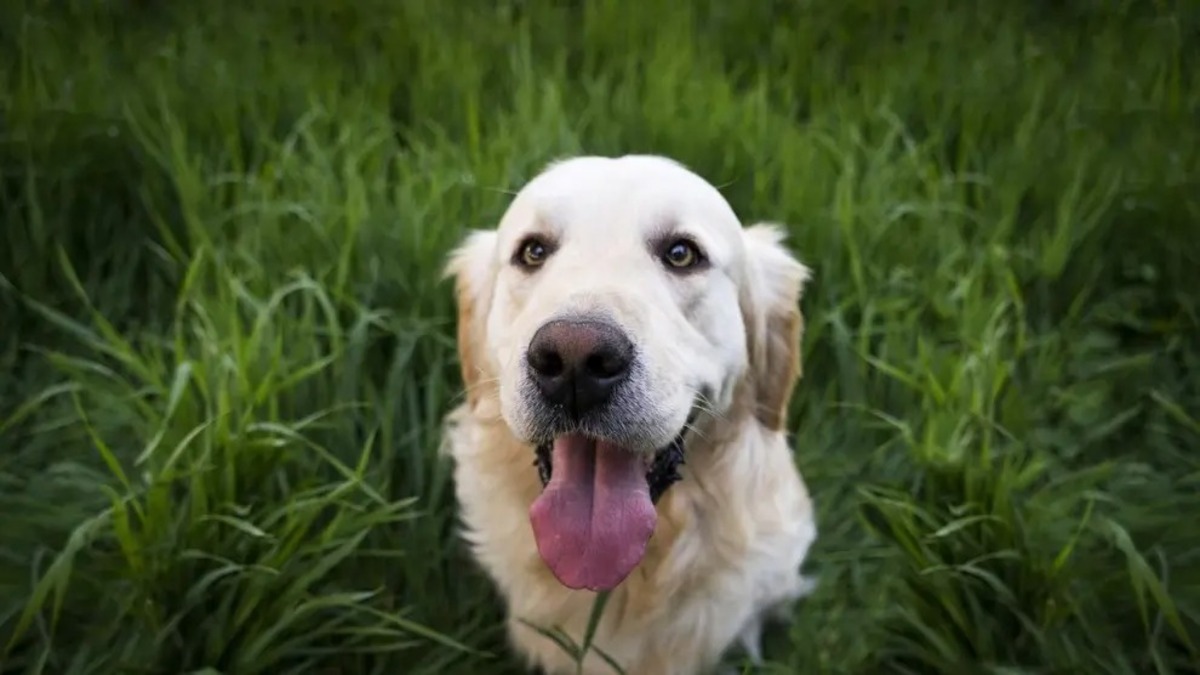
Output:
[1, 1, 1197, 673]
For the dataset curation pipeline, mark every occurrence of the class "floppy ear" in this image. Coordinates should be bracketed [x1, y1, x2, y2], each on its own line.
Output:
[443, 229, 500, 410]
[739, 223, 812, 431]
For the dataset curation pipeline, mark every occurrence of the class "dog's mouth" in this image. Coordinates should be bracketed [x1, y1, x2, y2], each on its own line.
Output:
[527, 426, 688, 592]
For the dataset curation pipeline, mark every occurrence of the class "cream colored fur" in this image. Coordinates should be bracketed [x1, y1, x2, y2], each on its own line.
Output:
[441, 155, 818, 675]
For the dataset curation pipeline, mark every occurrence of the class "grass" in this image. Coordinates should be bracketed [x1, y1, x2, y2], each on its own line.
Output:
[1, 0, 1198, 672]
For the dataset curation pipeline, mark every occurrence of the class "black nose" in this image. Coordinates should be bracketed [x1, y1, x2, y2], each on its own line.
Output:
[526, 318, 635, 417]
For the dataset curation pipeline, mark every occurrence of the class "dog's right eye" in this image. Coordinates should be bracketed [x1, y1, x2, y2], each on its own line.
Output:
[513, 237, 553, 269]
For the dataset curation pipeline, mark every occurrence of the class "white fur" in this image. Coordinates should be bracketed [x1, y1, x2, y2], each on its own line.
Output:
[442, 155, 818, 674]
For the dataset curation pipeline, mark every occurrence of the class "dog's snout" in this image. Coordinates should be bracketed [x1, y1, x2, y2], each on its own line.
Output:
[526, 319, 634, 416]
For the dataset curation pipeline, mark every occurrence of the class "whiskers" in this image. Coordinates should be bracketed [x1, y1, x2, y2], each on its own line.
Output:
[692, 391, 725, 420]
[457, 373, 502, 400]
[448, 342, 528, 408]
[681, 387, 726, 443]
[448, 361, 731, 456]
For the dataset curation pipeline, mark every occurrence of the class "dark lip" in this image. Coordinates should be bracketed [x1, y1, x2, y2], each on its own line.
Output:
[532, 431, 687, 505]
[530, 405, 699, 504]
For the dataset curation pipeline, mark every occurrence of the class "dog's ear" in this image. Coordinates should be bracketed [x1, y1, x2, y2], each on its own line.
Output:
[739, 223, 812, 431]
[443, 230, 500, 410]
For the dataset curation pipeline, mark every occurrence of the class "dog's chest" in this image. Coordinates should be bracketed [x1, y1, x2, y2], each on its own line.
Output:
[467, 484, 781, 674]
[445, 413, 815, 675]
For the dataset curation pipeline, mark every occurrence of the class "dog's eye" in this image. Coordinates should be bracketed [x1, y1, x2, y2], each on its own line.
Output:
[662, 239, 703, 270]
[514, 237, 552, 269]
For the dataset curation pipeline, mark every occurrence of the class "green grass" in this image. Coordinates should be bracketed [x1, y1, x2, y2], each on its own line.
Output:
[1, 0, 1198, 673]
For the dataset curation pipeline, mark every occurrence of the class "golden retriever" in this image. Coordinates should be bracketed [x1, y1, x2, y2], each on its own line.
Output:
[441, 155, 818, 675]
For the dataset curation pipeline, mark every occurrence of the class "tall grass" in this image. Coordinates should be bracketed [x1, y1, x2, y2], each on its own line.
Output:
[1, 0, 1198, 673]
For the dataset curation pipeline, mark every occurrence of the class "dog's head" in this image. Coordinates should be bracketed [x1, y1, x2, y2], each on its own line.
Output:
[446, 155, 810, 591]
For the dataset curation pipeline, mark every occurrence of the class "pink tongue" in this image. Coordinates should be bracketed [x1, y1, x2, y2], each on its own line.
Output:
[528, 434, 657, 591]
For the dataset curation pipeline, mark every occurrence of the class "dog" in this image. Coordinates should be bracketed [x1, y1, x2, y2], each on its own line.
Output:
[441, 155, 818, 675]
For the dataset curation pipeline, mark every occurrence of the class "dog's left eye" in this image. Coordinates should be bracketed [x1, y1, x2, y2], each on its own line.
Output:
[662, 239, 703, 270]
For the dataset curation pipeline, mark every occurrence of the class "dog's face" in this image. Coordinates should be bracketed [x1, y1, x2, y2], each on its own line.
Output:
[447, 155, 810, 592]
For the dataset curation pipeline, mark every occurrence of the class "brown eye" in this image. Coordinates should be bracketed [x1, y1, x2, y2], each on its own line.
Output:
[515, 237, 552, 268]
[662, 240, 702, 270]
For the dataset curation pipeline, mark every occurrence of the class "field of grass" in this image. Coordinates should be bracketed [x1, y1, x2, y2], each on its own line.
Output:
[2, 0, 1198, 673]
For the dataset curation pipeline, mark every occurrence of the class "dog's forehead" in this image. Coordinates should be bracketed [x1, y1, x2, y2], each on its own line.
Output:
[497, 156, 744, 250]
